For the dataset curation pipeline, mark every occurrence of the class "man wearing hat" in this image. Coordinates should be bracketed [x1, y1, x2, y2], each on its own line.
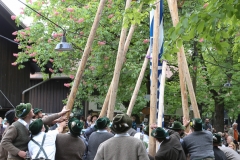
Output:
[212, 133, 227, 160]
[55, 117, 86, 160]
[182, 118, 214, 160]
[1, 103, 69, 160]
[151, 126, 186, 160]
[0, 110, 17, 160]
[94, 114, 149, 160]
[28, 119, 66, 160]
[87, 117, 113, 160]
[33, 108, 43, 119]
[170, 121, 186, 142]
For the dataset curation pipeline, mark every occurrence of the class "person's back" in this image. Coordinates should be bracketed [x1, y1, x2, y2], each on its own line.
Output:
[155, 132, 186, 160]
[94, 136, 149, 160]
[55, 133, 85, 160]
[28, 130, 58, 160]
[219, 146, 240, 160]
[87, 132, 113, 160]
[182, 118, 214, 160]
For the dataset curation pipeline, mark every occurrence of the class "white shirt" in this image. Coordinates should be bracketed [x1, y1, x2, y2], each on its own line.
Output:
[134, 132, 149, 152]
[18, 119, 33, 129]
[28, 130, 58, 160]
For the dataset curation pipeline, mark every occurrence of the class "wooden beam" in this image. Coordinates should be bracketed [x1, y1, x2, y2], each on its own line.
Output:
[65, 0, 107, 118]
[167, 0, 200, 118]
[127, 49, 150, 116]
[107, 0, 132, 120]
[148, 0, 160, 157]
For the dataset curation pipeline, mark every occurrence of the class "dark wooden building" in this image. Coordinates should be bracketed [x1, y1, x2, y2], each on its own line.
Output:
[0, 2, 73, 117]
[0, 2, 30, 117]
[28, 74, 72, 113]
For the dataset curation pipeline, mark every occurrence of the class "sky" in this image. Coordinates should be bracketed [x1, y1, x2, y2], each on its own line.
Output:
[2, 0, 33, 26]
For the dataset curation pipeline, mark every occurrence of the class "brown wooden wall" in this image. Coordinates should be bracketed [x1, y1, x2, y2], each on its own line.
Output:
[0, 6, 30, 116]
[28, 79, 71, 113]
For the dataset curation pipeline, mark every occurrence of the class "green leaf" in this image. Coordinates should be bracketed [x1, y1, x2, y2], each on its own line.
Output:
[197, 21, 205, 34]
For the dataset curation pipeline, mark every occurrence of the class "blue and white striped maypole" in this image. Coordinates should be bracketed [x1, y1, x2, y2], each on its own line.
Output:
[149, 0, 164, 127]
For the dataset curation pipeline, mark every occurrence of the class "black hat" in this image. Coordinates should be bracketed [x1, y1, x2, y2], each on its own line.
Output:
[191, 118, 203, 131]
[5, 110, 15, 124]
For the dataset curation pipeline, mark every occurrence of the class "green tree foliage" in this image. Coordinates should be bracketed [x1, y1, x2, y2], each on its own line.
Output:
[12, 0, 156, 113]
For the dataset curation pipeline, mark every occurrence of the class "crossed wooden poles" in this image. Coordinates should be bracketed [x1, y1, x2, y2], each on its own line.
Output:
[64, 0, 200, 157]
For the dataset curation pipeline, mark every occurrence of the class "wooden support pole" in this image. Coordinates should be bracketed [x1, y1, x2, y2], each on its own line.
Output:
[107, 0, 132, 120]
[65, 0, 106, 118]
[127, 49, 150, 116]
[167, 0, 200, 118]
[157, 60, 167, 127]
[100, 4, 142, 118]
[149, 0, 160, 157]
[99, 25, 137, 118]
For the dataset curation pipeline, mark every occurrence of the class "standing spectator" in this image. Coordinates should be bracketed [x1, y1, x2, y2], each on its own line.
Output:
[182, 118, 214, 160]
[168, 118, 174, 128]
[94, 114, 149, 160]
[84, 115, 98, 141]
[87, 117, 113, 160]
[203, 118, 212, 131]
[134, 125, 149, 152]
[55, 118, 86, 160]
[228, 142, 236, 151]
[151, 127, 186, 160]
[226, 136, 234, 147]
[131, 116, 137, 130]
[228, 123, 239, 142]
[212, 133, 227, 160]
[86, 115, 92, 128]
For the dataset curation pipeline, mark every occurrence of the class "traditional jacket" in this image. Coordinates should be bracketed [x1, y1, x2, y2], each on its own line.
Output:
[94, 135, 149, 160]
[0, 127, 9, 160]
[155, 131, 186, 160]
[55, 133, 86, 160]
[87, 131, 113, 160]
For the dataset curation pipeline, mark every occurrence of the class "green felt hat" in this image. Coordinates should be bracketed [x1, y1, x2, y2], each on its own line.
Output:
[33, 108, 42, 114]
[213, 133, 222, 144]
[191, 118, 203, 131]
[111, 114, 132, 134]
[15, 103, 32, 118]
[29, 119, 43, 135]
[151, 127, 169, 139]
[68, 117, 84, 136]
[95, 117, 110, 130]
[170, 121, 185, 130]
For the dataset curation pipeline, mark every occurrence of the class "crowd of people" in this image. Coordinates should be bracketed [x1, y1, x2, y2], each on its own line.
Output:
[0, 103, 240, 160]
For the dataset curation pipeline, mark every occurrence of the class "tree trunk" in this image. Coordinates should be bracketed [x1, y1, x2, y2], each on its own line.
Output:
[213, 95, 225, 132]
